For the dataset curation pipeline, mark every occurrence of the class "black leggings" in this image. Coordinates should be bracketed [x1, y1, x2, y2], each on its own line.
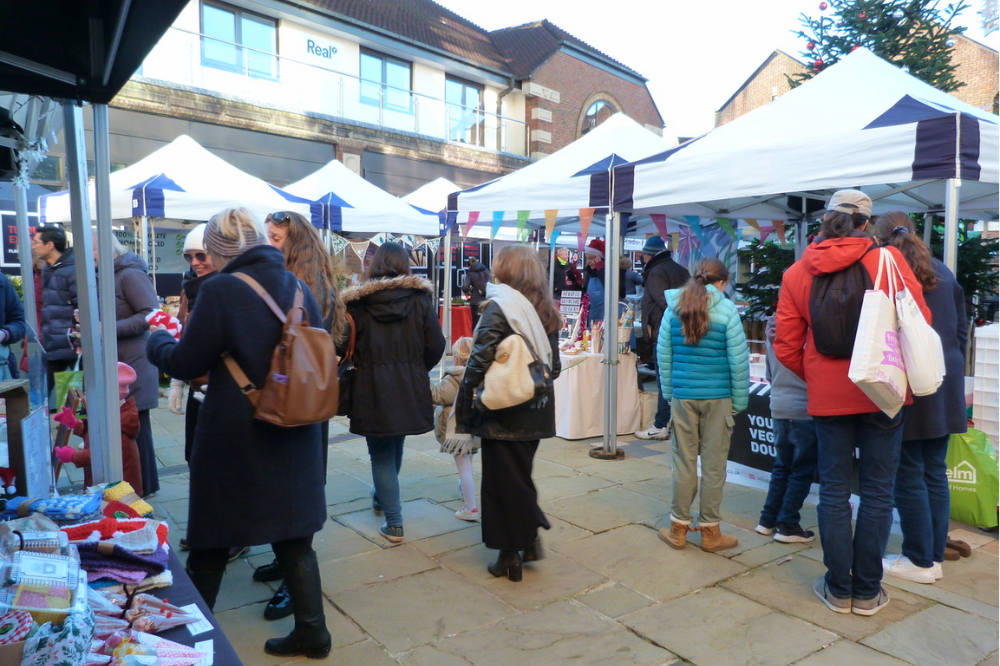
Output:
[187, 535, 314, 574]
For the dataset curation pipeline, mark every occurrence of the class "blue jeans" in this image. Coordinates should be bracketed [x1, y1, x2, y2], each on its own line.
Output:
[814, 410, 903, 601]
[895, 435, 950, 568]
[367, 436, 405, 528]
[759, 418, 818, 528]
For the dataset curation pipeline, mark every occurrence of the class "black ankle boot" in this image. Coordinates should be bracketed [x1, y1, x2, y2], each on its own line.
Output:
[186, 568, 224, 612]
[522, 537, 545, 563]
[487, 550, 523, 582]
[263, 550, 332, 659]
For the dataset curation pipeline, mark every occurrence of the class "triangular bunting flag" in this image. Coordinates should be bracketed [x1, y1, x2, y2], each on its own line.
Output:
[549, 230, 561, 248]
[650, 214, 668, 239]
[773, 220, 787, 247]
[717, 217, 737, 241]
[577, 232, 586, 255]
[683, 215, 705, 244]
[579, 208, 595, 241]
[329, 233, 349, 255]
[491, 211, 504, 241]
[744, 218, 762, 234]
[466, 211, 480, 238]
[516, 210, 529, 242]
[350, 241, 370, 261]
[670, 232, 680, 252]
[544, 210, 558, 240]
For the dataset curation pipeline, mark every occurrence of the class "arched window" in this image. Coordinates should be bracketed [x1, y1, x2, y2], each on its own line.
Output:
[582, 100, 615, 135]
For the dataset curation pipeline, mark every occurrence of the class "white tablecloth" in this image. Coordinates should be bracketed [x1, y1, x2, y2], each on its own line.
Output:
[554, 352, 642, 440]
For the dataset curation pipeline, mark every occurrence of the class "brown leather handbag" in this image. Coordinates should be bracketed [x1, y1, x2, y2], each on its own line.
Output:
[224, 273, 339, 427]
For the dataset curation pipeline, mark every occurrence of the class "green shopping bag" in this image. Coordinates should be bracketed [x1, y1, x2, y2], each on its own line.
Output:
[53, 357, 83, 411]
[946, 429, 999, 528]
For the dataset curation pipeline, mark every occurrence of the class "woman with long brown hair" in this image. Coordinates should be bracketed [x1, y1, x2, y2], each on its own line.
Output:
[258, 210, 346, 619]
[874, 212, 968, 582]
[657, 257, 749, 552]
[455, 244, 562, 582]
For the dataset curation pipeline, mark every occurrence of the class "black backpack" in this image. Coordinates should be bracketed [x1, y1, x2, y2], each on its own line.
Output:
[809, 242, 878, 358]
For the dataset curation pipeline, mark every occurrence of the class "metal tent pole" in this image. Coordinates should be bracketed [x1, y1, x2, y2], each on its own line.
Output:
[594, 212, 621, 458]
[943, 179, 960, 272]
[441, 228, 453, 378]
[92, 104, 124, 485]
[549, 242, 556, 293]
[13, 185, 36, 332]
[63, 102, 117, 485]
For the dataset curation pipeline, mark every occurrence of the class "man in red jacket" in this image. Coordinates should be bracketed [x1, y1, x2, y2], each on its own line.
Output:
[775, 190, 930, 617]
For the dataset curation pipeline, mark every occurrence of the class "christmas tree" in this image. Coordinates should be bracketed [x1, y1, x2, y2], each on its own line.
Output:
[792, 0, 969, 91]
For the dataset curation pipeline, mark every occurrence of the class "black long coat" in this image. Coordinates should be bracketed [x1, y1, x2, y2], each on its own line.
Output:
[903, 258, 968, 442]
[640, 250, 690, 342]
[455, 301, 562, 441]
[146, 246, 326, 549]
[339, 274, 445, 438]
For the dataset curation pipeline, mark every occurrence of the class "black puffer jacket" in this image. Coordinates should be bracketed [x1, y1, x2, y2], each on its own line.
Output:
[40, 248, 78, 362]
[455, 300, 562, 441]
[640, 250, 690, 341]
[462, 260, 491, 308]
[340, 275, 446, 438]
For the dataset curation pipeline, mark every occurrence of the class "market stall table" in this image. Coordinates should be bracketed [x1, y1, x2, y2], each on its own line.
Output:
[554, 351, 641, 439]
[439, 305, 473, 340]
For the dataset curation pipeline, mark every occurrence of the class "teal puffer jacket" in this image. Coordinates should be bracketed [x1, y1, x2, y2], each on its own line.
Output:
[657, 284, 750, 412]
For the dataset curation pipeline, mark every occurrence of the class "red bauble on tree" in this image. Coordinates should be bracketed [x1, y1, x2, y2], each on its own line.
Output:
[852, 44, 861, 51]
[814, 58, 824, 70]
[807, 41, 815, 50]
[819, 1, 828, 9]
[859, 11, 867, 18]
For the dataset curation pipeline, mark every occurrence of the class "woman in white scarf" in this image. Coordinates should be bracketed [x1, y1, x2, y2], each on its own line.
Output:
[455, 245, 563, 583]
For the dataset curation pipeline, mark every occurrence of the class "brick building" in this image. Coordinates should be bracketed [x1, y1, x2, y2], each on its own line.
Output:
[715, 36, 998, 127]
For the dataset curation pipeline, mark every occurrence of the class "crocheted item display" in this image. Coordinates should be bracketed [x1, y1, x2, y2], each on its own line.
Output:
[62, 517, 168, 555]
[2, 494, 103, 522]
[0, 610, 32, 644]
[103, 482, 153, 517]
[102, 500, 141, 519]
[77, 542, 168, 581]
[90, 568, 173, 595]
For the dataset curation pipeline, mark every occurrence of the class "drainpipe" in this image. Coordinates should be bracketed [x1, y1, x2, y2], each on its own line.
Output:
[496, 76, 515, 152]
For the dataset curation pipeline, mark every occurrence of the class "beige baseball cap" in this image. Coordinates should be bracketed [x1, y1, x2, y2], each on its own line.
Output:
[827, 189, 872, 217]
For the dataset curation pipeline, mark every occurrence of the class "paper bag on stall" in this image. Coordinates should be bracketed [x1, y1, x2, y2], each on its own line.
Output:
[848, 249, 907, 417]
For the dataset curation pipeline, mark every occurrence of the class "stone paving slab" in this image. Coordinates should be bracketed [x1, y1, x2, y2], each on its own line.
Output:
[323, 472, 372, 507]
[327, 639, 400, 666]
[535, 470, 616, 503]
[553, 524, 748, 602]
[543, 513, 596, 546]
[733, 540, 811, 568]
[620, 477, 674, 504]
[791, 639, 911, 666]
[407, 523, 481, 558]
[577, 583, 657, 619]
[332, 567, 515, 654]
[340, 498, 469, 544]
[861, 604, 1000, 666]
[575, 457, 664, 484]
[881, 568, 1000, 622]
[318, 543, 438, 596]
[719, 554, 932, 642]
[215, 599, 366, 666]
[536, 442, 605, 468]
[542, 486, 672, 533]
[399, 600, 677, 666]
[929, 550, 1000, 607]
[621, 587, 838, 666]
[312, 517, 381, 562]
[437, 543, 607, 610]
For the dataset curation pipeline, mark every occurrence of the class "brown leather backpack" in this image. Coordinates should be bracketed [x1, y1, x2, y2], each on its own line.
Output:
[223, 273, 339, 427]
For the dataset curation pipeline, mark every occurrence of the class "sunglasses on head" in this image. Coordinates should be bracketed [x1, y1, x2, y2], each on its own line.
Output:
[183, 252, 208, 264]
[268, 211, 292, 223]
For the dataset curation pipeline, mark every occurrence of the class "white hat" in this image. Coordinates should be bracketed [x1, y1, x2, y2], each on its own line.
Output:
[183, 223, 207, 253]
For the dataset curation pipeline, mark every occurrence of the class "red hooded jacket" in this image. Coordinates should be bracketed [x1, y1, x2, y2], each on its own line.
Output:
[775, 237, 931, 417]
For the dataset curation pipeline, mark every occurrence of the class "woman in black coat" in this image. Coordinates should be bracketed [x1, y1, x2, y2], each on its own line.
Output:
[339, 243, 445, 544]
[146, 208, 331, 659]
[456, 245, 562, 583]
[874, 212, 967, 582]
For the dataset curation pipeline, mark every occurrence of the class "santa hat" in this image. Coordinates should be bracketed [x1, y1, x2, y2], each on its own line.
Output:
[584, 239, 605, 260]
[118, 363, 137, 401]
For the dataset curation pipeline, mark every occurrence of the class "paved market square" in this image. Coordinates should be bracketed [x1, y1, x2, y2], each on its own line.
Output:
[98, 398, 1000, 666]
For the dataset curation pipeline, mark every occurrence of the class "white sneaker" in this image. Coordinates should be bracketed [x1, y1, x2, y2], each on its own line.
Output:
[455, 507, 480, 522]
[932, 562, 943, 580]
[755, 524, 776, 536]
[634, 426, 669, 440]
[882, 554, 935, 584]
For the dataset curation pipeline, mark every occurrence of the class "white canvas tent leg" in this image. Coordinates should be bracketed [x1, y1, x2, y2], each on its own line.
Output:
[943, 179, 960, 273]
[64, 102, 120, 485]
[596, 212, 621, 458]
[13, 184, 36, 330]
[441, 228, 452, 378]
[93, 104, 124, 485]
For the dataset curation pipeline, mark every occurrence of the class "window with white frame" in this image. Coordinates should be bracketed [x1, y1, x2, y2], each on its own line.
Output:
[360, 50, 412, 112]
[445, 77, 483, 145]
[201, 1, 278, 79]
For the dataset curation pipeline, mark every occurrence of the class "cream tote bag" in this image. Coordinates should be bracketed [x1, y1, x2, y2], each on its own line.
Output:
[885, 251, 945, 396]
[848, 249, 908, 418]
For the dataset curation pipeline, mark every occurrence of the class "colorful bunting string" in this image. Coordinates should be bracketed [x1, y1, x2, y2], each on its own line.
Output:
[650, 214, 668, 239]
[491, 211, 504, 241]
[516, 211, 529, 242]
[466, 211, 480, 238]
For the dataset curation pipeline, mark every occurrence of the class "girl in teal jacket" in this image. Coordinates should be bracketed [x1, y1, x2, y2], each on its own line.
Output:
[656, 258, 749, 553]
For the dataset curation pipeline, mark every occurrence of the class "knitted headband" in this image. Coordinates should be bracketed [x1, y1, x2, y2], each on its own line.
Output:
[204, 214, 266, 258]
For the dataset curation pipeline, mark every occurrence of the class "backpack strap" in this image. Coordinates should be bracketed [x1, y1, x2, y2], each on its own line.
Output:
[232, 273, 286, 323]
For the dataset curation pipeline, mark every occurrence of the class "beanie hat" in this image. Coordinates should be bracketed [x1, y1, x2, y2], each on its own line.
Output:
[641, 236, 666, 255]
[204, 212, 267, 258]
[118, 362, 136, 401]
[584, 239, 605, 260]
[183, 223, 207, 253]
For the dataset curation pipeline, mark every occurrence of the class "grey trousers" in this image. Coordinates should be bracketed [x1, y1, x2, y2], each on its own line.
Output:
[670, 397, 735, 524]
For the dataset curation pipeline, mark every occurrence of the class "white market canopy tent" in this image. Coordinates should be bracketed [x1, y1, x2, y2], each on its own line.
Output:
[38, 134, 313, 224]
[448, 113, 676, 237]
[401, 177, 459, 214]
[284, 159, 440, 235]
[611, 48, 999, 223]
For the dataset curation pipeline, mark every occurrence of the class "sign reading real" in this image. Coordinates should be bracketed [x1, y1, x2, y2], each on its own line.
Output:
[306, 39, 337, 59]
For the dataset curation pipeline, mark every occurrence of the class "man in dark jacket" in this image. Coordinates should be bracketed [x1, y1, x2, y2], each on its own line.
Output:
[462, 256, 490, 329]
[635, 235, 690, 440]
[32, 226, 78, 391]
[0, 273, 26, 379]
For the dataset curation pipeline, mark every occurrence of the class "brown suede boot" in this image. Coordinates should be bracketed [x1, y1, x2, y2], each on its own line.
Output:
[658, 519, 692, 549]
[697, 523, 738, 553]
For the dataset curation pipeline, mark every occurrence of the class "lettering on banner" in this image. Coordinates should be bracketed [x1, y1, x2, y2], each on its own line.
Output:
[559, 290, 582, 316]
[728, 383, 776, 472]
[306, 39, 338, 59]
